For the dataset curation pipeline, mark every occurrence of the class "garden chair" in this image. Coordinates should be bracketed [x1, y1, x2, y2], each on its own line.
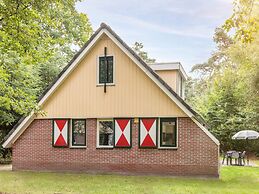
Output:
[221, 151, 227, 165]
[240, 151, 246, 166]
[232, 151, 239, 165]
[222, 151, 233, 165]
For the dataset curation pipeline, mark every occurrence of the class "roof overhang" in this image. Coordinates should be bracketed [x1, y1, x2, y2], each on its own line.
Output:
[2, 23, 219, 148]
[150, 62, 188, 80]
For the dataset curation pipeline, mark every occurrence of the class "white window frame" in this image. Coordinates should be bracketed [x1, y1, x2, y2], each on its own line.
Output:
[96, 55, 115, 86]
[69, 119, 87, 148]
[158, 117, 178, 149]
[96, 119, 114, 148]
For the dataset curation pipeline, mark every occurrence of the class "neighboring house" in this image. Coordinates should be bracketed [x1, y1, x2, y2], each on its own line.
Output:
[2, 23, 219, 177]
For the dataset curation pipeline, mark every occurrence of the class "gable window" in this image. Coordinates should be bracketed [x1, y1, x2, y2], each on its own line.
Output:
[97, 119, 114, 148]
[72, 119, 86, 147]
[98, 56, 114, 84]
[160, 118, 177, 148]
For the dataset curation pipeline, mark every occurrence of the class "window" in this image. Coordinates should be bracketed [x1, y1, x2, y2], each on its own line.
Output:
[98, 56, 114, 84]
[97, 119, 114, 147]
[72, 119, 86, 147]
[160, 118, 177, 148]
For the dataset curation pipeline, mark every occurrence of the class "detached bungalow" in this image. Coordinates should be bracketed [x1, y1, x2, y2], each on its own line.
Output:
[2, 23, 219, 177]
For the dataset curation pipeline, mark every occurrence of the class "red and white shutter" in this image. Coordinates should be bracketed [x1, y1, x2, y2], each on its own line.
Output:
[53, 119, 69, 147]
[139, 118, 157, 148]
[114, 118, 131, 147]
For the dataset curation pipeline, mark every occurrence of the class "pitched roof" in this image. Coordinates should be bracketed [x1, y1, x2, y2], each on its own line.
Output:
[2, 23, 219, 148]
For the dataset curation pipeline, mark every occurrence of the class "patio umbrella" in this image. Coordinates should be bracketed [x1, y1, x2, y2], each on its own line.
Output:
[232, 130, 259, 165]
[232, 130, 259, 140]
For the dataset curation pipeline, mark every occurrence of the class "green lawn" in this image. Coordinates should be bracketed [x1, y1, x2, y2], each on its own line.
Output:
[0, 166, 258, 194]
[252, 160, 259, 166]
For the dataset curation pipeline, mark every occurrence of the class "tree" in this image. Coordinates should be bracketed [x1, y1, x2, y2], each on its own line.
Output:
[223, 0, 258, 43]
[203, 71, 246, 150]
[0, 51, 39, 126]
[0, 0, 92, 124]
[0, 1, 93, 156]
[0, 1, 92, 56]
[187, 0, 259, 154]
[191, 27, 233, 79]
[132, 42, 156, 63]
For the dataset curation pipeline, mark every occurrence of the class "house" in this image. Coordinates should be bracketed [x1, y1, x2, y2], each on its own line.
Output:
[2, 23, 219, 177]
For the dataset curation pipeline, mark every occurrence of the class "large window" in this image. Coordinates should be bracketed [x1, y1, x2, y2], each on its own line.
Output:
[72, 119, 86, 147]
[160, 118, 177, 148]
[98, 119, 114, 147]
[98, 56, 114, 84]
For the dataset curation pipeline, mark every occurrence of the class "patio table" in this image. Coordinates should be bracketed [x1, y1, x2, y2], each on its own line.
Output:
[224, 151, 244, 166]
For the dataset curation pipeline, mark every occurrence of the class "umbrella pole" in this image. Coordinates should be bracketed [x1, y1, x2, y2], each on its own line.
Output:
[246, 138, 249, 166]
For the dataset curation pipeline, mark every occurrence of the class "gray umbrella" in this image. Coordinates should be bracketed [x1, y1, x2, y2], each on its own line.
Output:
[232, 130, 259, 165]
[232, 130, 259, 140]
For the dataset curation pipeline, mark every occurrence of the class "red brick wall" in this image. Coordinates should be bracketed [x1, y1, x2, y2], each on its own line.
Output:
[12, 118, 219, 177]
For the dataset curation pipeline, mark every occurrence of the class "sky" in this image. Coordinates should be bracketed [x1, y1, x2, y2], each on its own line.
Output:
[76, 0, 233, 74]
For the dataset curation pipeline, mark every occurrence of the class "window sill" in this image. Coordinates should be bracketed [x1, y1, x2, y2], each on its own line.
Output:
[96, 83, 115, 87]
[96, 146, 114, 149]
[158, 146, 178, 150]
[70, 146, 87, 149]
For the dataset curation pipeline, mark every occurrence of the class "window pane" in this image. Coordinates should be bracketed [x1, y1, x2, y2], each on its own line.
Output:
[99, 58, 106, 83]
[72, 120, 86, 146]
[99, 56, 113, 84]
[107, 58, 113, 83]
[160, 119, 176, 147]
[99, 120, 114, 146]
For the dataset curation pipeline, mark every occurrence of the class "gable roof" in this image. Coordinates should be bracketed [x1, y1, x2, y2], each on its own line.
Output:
[2, 23, 219, 148]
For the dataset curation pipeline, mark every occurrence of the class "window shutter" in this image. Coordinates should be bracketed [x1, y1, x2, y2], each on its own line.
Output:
[139, 118, 157, 148]
[53, 119, 69, 147]
[114, 118, 131, 147]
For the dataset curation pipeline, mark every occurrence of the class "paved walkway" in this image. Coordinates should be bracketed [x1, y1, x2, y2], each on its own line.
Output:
[0, 165, 12, 171]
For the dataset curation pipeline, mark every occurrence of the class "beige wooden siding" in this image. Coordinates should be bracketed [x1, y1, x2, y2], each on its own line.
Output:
[38, 34, 187, 118]
[155, 70, 179, 92]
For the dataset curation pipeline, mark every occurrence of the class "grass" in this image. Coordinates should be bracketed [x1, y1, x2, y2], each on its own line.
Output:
[252, 159, 259, 166]
[0, 166, 258, 194]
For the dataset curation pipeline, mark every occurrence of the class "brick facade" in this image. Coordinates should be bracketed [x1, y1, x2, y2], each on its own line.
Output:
[12, 118, 219, 177]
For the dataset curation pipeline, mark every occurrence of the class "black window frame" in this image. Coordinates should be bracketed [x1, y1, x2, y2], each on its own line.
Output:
[71, 119, 86, 147]
[159, 118, 177, 148]
[98, 56, 114, 84]
[97, 119, 114, 148]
